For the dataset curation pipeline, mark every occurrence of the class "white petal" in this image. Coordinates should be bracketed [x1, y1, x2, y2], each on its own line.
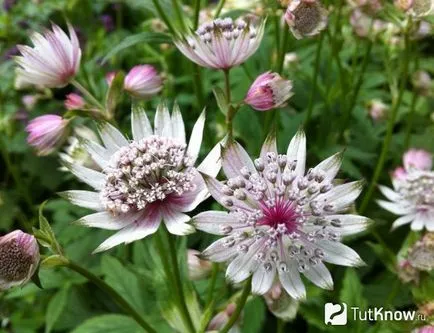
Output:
[411, 213, 428, 231]
[162, 207, 195, 236]
[66, 163, 106, 190]
[391, 214, 415, 230]
[316, 181, 364, 212]
[98, 122, 128, 153]
[303, 262, 334, 290]
[312, 151, 343, 183]
[201, 237, 240, 262]
[193, 211, 248, 235]
[59, 190, 103, 211]
[76, 211, 135, 230]
[317, 240, 365, 267]
[324, 215, 372, 236]
[251, 263, 276, 295]
[197, 137, 227, 177]
[83, 140, 111, 169]
[154, 102, 172, 137]
[278, 260, 306, 300]
[286, 129, 306, 177]
[226, 240, 262, 284]
[222, 141, 255, 179]
[377, 200, 413, 215]
[187, 109, 205, 164]
[260, 131, 277, 161]
[378, 185, 401, 202]
[171, 102, 186, 143]
[131, 104, 153, 141]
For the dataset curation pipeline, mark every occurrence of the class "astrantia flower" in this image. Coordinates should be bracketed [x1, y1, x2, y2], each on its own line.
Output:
[378, 170, 434, 231]
[60, 103, 221, 253]
[244, 72, 293, 111]
[408, 0, 434, 17]
[15, 23, 81, 88]
[26, 115, 69, 155]
[174, 17, 265, 70]
[408, 232, 434, 271]
[124, 65, 163, 99]
[193, 130, 370, 299]
[284, 0, 328, 40]
[404, 149, 432, 171]
[0, 230, 40, 290]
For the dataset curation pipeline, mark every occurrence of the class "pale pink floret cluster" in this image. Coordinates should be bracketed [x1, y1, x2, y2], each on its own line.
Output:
[15, 23, 81, 88]
[174, 17, 265, 70]
[61, 103, 222, 253]
[0, 230, 40, 290]
[244, 72, 293, 111]
[193, 130, 370, 299]
[378, 149, 434, 231]
[124, 65, 163, 99]
[26, 115, 69, 156]
[284, 0, 328, 40]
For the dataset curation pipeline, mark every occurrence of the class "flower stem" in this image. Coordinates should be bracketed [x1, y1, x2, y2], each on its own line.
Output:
[194, 0, 201, 29]
[71, 79, 105, 113]
[205, 263, 219, 308]
[64, 260, 157, 333]
[359, 21, 412, 214]
[214, 0, 226, 18]
[163, 228, 196, 333]
[404, 57, 420, 149]
[276, 27, 289, 74]
[304, 33, 324, 126]
[172, 0, 187, 32]
[192, 63, 205, 109]
[219, 277, 251, 333]
[151, 0, 177, 36]
[224, 69, 236, 139]
[276, 318, 285, 333]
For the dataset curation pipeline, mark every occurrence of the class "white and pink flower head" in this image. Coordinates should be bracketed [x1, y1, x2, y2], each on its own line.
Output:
[378, 148, 434, 231]
[244, 72, 293, 111]
[26, 114, 69, 156]
[15, 23, 81, 88]
[60, 103, 222, 253]
[0, 230, 40, 290]
[124, 65, 163, 99]
[64, 93, 85, 110]
[284, 0, 328, 40]
[174, 17, 265, 70]
[193, 130, 371, 299]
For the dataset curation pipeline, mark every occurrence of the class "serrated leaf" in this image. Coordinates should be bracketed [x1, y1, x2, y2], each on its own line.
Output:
[70, 314, 143, 333]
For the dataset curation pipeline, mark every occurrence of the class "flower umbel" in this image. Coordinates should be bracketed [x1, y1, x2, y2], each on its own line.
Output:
[174, 17, 265, 70]
[244, 72, 293, 111]
[124, 65, 163, 99]
[284, 0, 328, 40]
[0, 230, 40, 290]
[15, 23, 81, 88]
[61, 103, 221, 253]
[193, 130, 370, 299]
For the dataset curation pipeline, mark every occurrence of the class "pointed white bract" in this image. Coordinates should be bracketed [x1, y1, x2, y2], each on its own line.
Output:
[174, 17, 265, 70]
[15, 23, 81, 88]
[63, 103, 222, 252]
[193, 130, 369, 299]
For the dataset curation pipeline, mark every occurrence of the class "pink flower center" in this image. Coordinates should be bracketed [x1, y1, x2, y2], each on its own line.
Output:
[258, 198, 299, 233]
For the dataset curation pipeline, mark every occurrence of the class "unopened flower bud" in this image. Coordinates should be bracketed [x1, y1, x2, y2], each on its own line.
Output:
[284, 52, 299, 70]
[396, 259, 419, 284]
[263, 282, 299, 321]
[207, 303, 241, 331]
[0, 230, 40, 290]
[244, 72, 293, 111]
[367, 99, 388, 121]
[22, 95, 38, 111]
[391, 166, 407, 181]
[412, 70, 432, 96]
[105, 71, 117, 86]
[403, 149, 432, 171]
[187, 249, 212, 280]
[26, 115, 69, 155]
[64, 93, 85, 110]
[124, 65, 163, 99]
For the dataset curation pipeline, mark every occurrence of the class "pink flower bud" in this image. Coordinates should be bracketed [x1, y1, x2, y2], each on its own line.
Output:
[22, 94, 38, 111]
[207, 303, 239, 331]
[403, 149, 432, 171]
[187, 249, 212, 280]
[124, 65, 163, 99]
[105, 71, 117, 86]
[367, 99, 388, 121]
[264, 282, 299, 321]
[64, 93, 85, 110]
[26, 114, 69, 155]
[392, 166, 407, 181]
[0, 230, 40, 290]
[244, 72, 293, 111]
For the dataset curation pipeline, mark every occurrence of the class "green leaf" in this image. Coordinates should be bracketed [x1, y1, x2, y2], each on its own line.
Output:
[70, 314, 143, 333]
[242, 297, 266, 333]
[105, 71, 125, 118]
[41, 255, 69, 268]
[102, 32, 172, 64]
[45, 286, 70, 333]
[366, 241, 397, 273]
[213, 87, 229, 115]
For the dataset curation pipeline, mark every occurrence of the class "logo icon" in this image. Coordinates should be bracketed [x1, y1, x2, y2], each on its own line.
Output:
[324, 303, 347, 325]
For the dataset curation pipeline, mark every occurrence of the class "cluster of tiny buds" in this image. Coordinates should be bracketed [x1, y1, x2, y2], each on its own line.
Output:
[399, 172, 434, 206]
[195, 17, 257, 43]
[100, 136, 195, 214]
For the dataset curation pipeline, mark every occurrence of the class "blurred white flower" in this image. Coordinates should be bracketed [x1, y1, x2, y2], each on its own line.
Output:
[193, 130, 371, 299]
[61, 103, 222, 253]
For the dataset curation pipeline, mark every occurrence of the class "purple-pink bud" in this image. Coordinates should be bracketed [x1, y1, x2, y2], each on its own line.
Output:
[26, 115, 69, 156]
[403, 149, 432, 171]
[207, 303, 238, 330]
[187, 249, 212, 280]
[124, 65, 163, 99]
[391, 166, 407, 181]
[64, 93, 85, 110]
[244, 72, 293, 111]
[417, 326, 434, 333]
[0, 230, 40, 290]
[105, 71, 117, 86]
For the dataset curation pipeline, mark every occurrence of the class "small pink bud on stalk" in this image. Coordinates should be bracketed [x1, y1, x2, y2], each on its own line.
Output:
[207, 303, 240, 331]
[105, 71, 117, 86]
[244, 72, 293, 111]
[0, 230, 40, 290]
[187, 249, 212, 280]
[124, 65, 163, 99]
[64, 93, 85, 110]
[403, 149, 432, 171]
[264, 282, 299, 321]
[367, 99, 388, 121]
[392, 166, 407, 181]
[284, 0, 328, 39]
[26, 114, 69, 156]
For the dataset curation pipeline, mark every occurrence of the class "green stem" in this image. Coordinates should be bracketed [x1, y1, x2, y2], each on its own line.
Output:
[404, 57, 420, 149]
[71, 79, 105, 112]
[277, 28, 289, 74]
[359, 22, 412, 214]
[172, 0, 187, 32]
[224, 69, 236, 139]
[205, 263, 219, 308]
[151, 0, 177, 35]
[163, 228, 196, 333]
[192, 64, 205, 108]
[304, 33, 324, 126]
[219, 277, 251, 333]
[276, 318, 285, 333]
[65, 261, 157, 333]
[194, 0, 201, 29]
[214, 0, 226, 18]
